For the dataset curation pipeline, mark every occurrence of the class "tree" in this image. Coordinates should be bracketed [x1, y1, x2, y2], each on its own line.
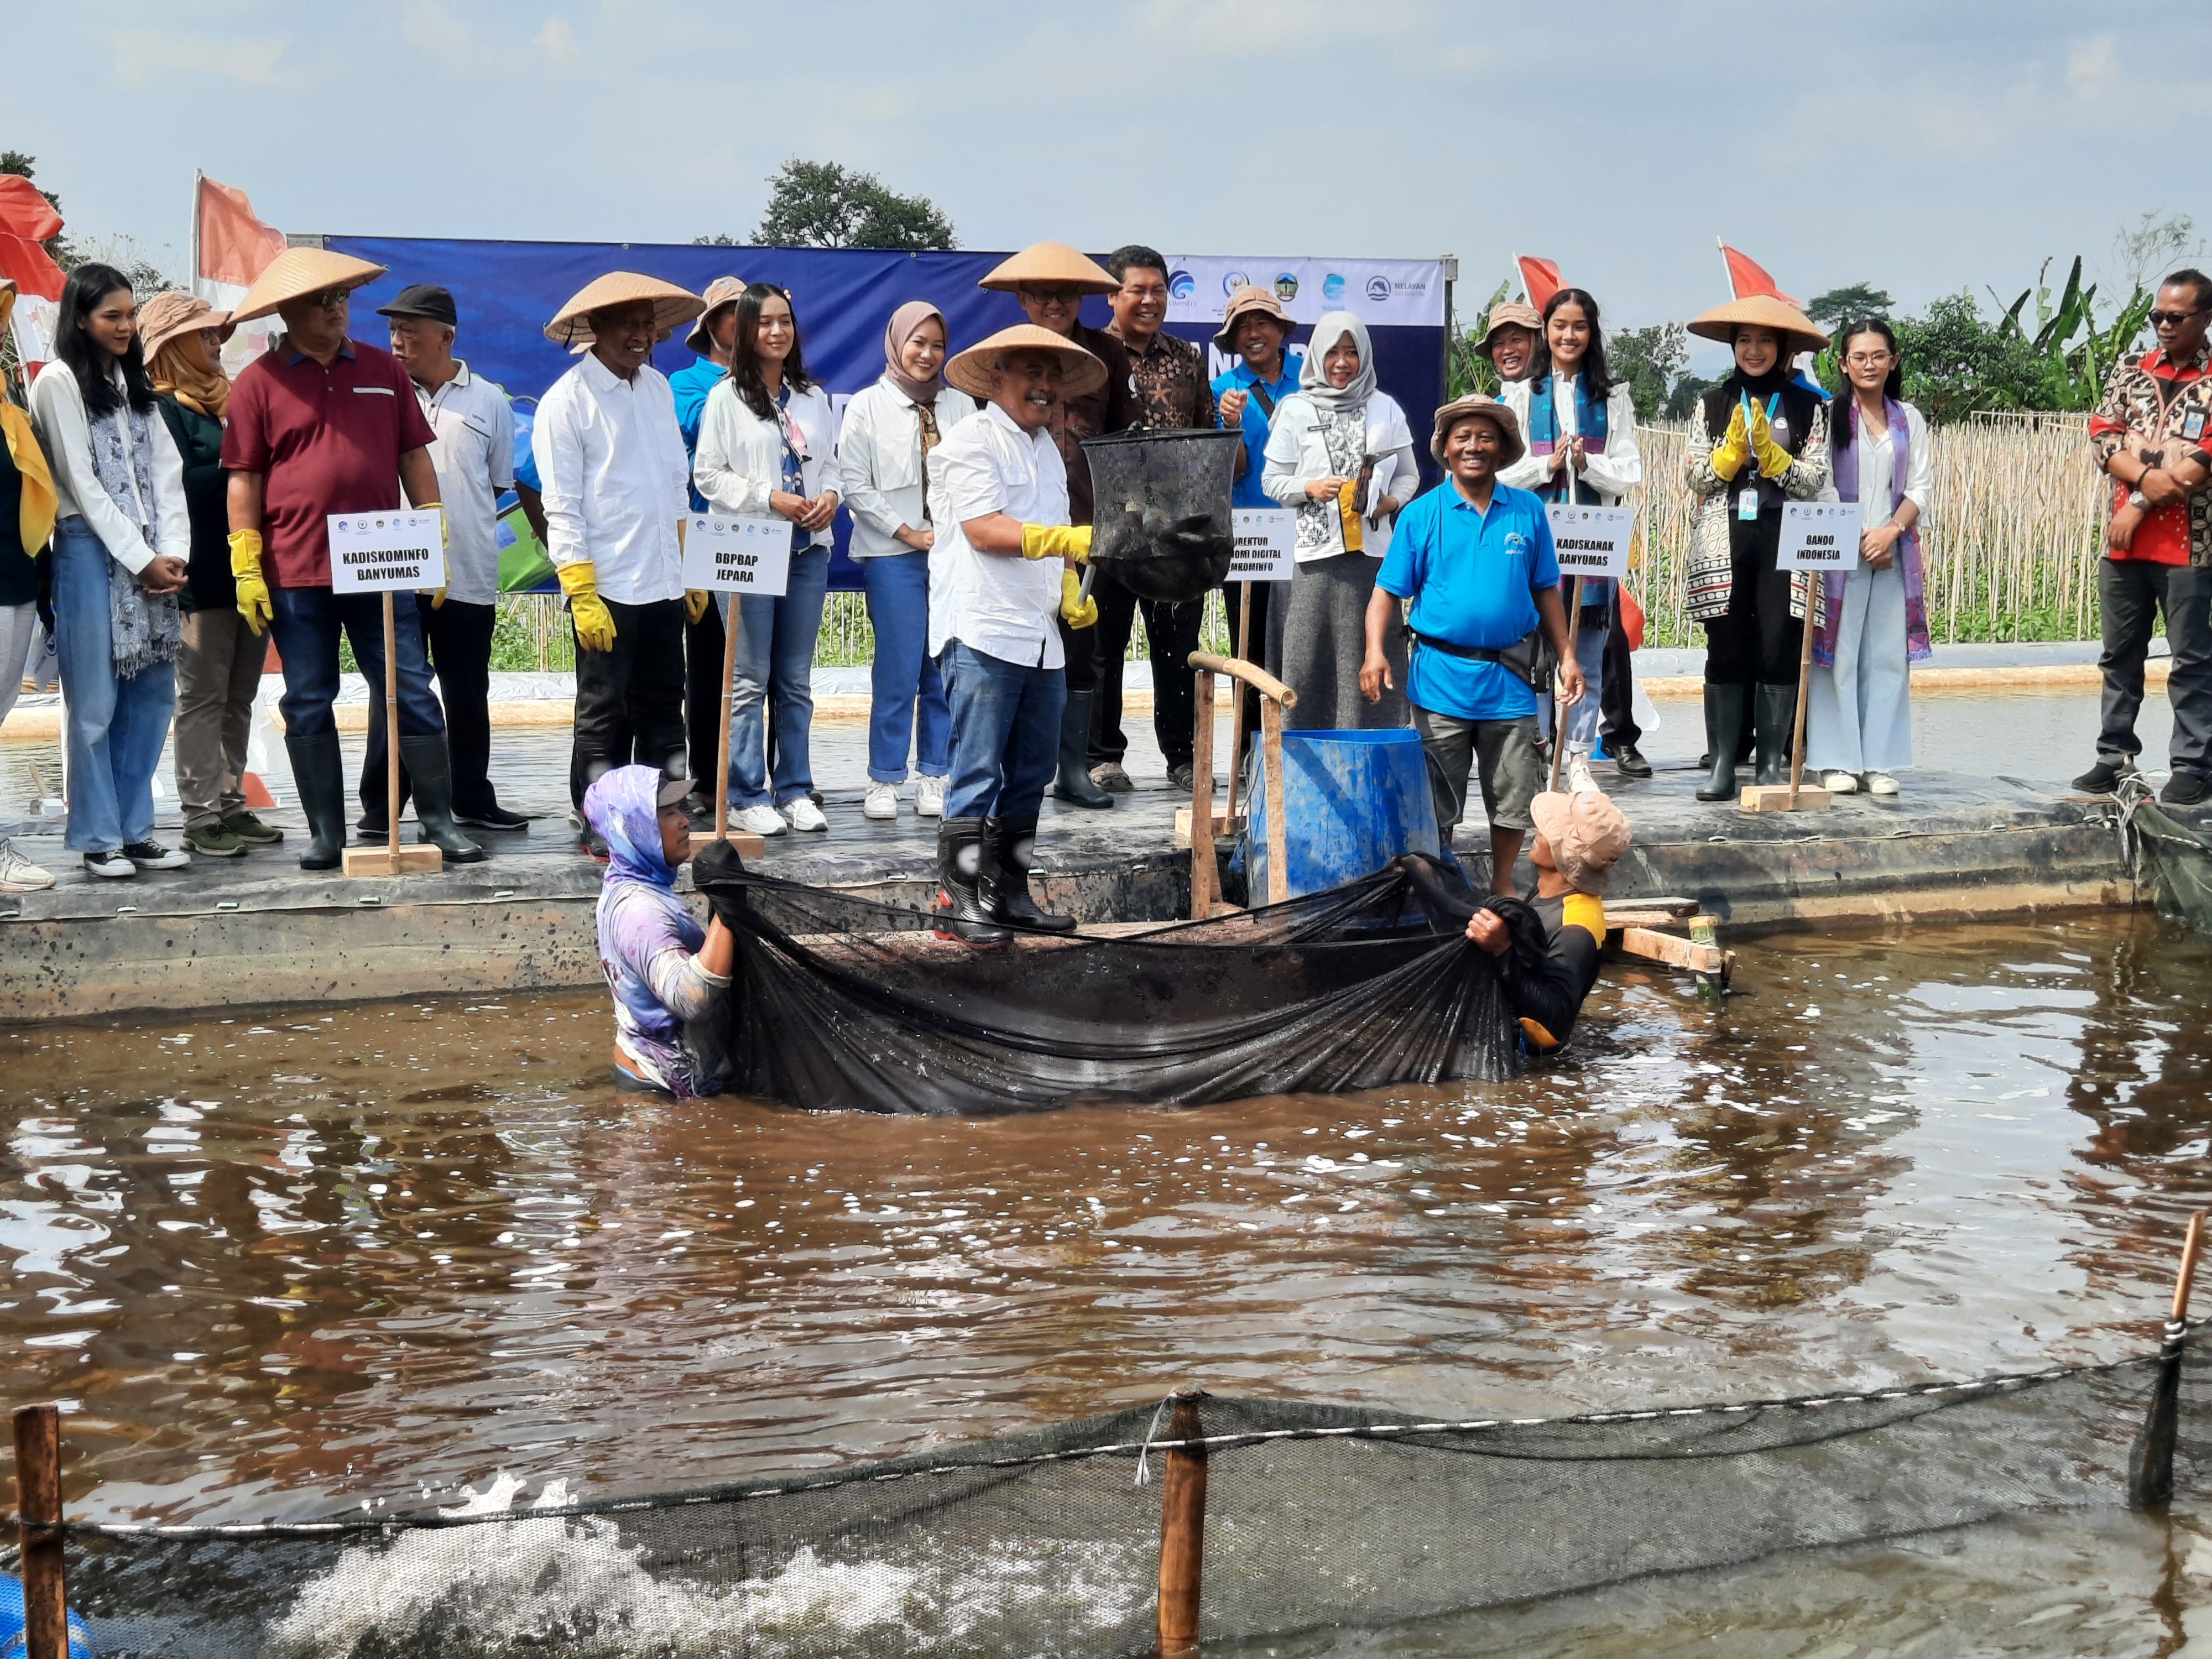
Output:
[0, 150, 74, 266]
[1804, 283, 1895, 330]
[723, 159, 957, 252]
[2110, 210, 2204, 298]
[1609, 321, 1686, 420]
[1663, 374, 1717, 421]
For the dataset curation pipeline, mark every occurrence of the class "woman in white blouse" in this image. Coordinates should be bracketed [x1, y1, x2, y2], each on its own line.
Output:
[1499, 287, 1642, 794]
[1260, 310, 1420, 729]
[693, 283, 840, 836]
[837, 302, 974, 822]
[28, 263, 194, 878]
[1805, 317, 1933, 796]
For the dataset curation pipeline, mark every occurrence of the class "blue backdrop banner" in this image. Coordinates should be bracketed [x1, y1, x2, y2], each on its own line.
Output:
[324, 238, 1447, 591]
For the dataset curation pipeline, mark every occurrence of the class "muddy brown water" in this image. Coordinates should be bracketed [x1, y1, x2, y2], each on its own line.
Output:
[3, 909, 2209, 1654]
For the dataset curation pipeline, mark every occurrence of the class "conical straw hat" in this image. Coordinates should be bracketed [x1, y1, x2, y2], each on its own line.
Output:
[945, 323, 1107, 399]
[545, 272, 707, 349]
[226, 247, 388, 325]
[977, 242, 1119, 294]
[1686, 293, 1828, 357]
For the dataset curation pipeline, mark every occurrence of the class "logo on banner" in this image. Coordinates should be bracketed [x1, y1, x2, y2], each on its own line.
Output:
[1222, 269, 1249, 295]
[1274, 273, 1299, 301]
[1169, 269, 1194, 300]
[1322, 273, 1345, 304]
[1366, 275, 1393, 303]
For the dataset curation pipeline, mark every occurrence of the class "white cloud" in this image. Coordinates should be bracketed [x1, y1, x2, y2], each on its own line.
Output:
[1138, 0, 1426, 53]
[535, 17, 580, 66]
[2067, 34, 2119, 100]
[109, 29, 286, 88]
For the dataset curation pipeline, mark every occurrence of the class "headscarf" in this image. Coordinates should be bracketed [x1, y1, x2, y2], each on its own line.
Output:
[584, 765, 678, 893]
[149, 331, 231, 422]
[0, 282, 58, 556]
[882, 301, 947, 404]
[1298, 310, 1376, 412]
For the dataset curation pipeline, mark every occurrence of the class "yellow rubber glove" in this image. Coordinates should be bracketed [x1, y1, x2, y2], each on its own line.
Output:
[1747, 400, 1794, 480]
[1020, 523, 1092, 562]
[1059, 567, 1098, 629]
[685, 589, 711, 624]
[556, 560, 618, 653]
[229, 530, 273, 635]
[1708, 403, 1751, 481]
[1337, 478, 1365, 554]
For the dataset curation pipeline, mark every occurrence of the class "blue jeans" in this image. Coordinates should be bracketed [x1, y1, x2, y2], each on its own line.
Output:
[51, 517, 178, 853]
[859, 551, 950, 782]
[939, 641, 1065, 822]
[265, 582, 446, 743]
[724, 546, 828, 808]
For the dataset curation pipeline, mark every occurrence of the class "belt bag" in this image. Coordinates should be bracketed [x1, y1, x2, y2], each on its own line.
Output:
[1407, 626, 1554, 692]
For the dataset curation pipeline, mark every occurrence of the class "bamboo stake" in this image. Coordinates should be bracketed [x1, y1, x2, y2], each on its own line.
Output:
[1156, 1392, 1207, 1659]
[13, 1404, 66, 1659]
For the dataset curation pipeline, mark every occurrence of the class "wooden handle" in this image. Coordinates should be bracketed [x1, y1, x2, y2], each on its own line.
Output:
[1549, 578, 1584, 792]
[1787, 591, 1815, 808]
[1223, 583, 1253, 826]
[383, 592, 400, 856]
[14, 1404, 67, 1659]
[1156, 1393, 1207, 1658]
[715, 598, 738, 842]
[2173, 1210, 2206, 1323]
[1188, 651, 1296, 709]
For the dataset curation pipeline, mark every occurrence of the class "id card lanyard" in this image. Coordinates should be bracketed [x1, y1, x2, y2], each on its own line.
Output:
[1738, 392, 1780, 520]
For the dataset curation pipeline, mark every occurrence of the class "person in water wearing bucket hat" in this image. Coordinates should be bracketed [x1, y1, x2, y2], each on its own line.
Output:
[1464, 786, 1629, 1052]
[925, 322, 1106, 945]
[220, 247, 486, 870]
[531, 272, 703, 857]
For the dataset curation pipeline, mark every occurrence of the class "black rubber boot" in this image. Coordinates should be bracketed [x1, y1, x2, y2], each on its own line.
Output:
[934, 817, 1010, 947]
[286, 733, 348, 871]
[1052, 689, 1113, 808]
[1754, 683, 1796, 787]
[398, 735, 487, 864]
[981, 815, 1077, 932]
[1694, 683, 1747, 802]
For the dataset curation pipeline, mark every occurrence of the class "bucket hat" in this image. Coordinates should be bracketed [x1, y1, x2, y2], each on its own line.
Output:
[684, 275, 748, 355]
[1529, 789, 1632, 896]
[226, 247, 387, 325]
[944, 323, 1107, 400]
[1687, 293, 1829, 358]
[1472, 300, 1542, 363]
[978, 242, 1119, 295]
[545, 272, 707, 350]
[136, 290, 233, 361]
[1213, 284, 1293, 351]
[1430, 393, 1525, 467]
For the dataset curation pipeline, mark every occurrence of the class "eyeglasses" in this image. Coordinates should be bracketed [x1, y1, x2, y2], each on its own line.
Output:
[303, 287, 352, 310]
[2149, 307, 2209, 327]
[1844, 352, 1893, 368]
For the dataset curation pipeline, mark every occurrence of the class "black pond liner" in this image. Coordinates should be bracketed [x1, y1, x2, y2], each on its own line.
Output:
[1079, 427, 1243, 603]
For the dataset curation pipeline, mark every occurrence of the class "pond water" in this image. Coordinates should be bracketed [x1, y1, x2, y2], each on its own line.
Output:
[3, 909, 2208, 1654]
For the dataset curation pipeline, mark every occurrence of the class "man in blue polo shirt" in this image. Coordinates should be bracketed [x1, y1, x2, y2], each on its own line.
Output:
[1363, 393, 1583, 894]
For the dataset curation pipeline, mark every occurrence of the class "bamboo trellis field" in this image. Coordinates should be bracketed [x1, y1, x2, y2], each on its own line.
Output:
[1626, 412, 2106, 648]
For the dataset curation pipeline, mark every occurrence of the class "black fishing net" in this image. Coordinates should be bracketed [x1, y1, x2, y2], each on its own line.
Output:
[685, 853, 1519, 1114]
[33, 1336, 2207, 1658]
[2128, 795, 2212, 933]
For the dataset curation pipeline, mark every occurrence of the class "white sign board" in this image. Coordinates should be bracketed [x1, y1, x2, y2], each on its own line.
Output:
[1228, 509, 1295, 582]
[1777, 501, 1864, 572]
[327, 510, 446, 594]
[1544, 503, 1634, 580]
[683, 512, 791, 597]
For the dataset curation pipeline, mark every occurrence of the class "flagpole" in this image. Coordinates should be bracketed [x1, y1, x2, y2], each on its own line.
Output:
[190, 171, 202, 301]
[1716, 236, 1735, 300]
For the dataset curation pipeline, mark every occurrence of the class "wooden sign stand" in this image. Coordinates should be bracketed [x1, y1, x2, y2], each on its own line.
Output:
[1739, 589, 1833, 813]
[343, 592, 443, 877]
[1187, 650, 1294, 919]
[688, 595, 769, 862]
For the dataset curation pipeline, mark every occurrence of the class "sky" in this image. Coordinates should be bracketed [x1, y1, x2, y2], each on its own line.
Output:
[12, 0, 2211, 357]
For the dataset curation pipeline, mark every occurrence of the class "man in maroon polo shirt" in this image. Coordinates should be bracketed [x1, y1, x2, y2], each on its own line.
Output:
[220, 248, 484, 870]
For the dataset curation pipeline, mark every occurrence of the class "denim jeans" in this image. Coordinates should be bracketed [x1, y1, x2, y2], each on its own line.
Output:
[725, 546, 829, 808]
[859, 551, 949, 782]
[939, 641, 1065, 822]
[265, 582, 445, 744]
[51, 517, 177, 853]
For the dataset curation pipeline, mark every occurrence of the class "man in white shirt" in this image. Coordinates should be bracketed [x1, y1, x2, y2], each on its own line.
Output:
[532, 273, 703, 856]
[358, 284, 534, 836]
[927, 324, 1106, 944]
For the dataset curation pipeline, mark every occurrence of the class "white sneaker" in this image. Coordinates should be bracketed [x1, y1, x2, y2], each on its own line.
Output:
[914, 775, 947, 818]
[733, 804, 786, 837]
[83, 848, 135, 879]
[1564, 753, 1600, 794]
[784, 796, 829, 833]
[0, 838, 54, 893]
[1864, 772, 1901, 796]
[863, 781, 900, 821]
[1821, 771, 1860, 794]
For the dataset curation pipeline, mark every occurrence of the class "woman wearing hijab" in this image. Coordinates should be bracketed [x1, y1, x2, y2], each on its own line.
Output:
[1806, 317, 1932, 796]
[694, 283, 840, 838]
[1499, 287, 1643, 792]
[28, 263, 194, 878]
[1681, 294, 1832, 801]
[0, 280, 60, 891]
[838, 302, 974, 822]
[581, 764, 734, 1097]
[1261, 310, 1420, 729]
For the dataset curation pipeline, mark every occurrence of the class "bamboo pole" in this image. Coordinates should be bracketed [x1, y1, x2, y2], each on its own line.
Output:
[1156, 1392, 1207, 1659]
[13, 1404, 67, 1659]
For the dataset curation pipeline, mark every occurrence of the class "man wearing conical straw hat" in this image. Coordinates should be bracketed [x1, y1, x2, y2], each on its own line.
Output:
[531, 272, 703, 857]
[220, 247, 485, 870]
[925, 322, 1105, 945]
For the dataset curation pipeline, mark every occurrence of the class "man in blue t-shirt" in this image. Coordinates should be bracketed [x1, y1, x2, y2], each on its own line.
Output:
[1364, 394, 1584, 894]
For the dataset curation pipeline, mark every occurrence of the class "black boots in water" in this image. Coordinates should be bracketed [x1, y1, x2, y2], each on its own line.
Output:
[935, 817, 1010, 947]
[398, 736, 487, 863]
[982, 815, 1077, 932]
[1052, 688, 1113, 807]
[1754, 683, 1796, 787]
[287, 733, 348, 870]
[1695, 682, 1747, 802]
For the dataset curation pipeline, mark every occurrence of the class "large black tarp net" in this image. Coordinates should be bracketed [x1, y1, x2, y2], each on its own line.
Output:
[30, 1337, 2207, 1658]
[685, 853, 1519, 1114]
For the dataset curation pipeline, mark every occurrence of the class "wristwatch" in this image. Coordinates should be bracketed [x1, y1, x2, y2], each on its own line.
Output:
[2129, 489, 2150, 511]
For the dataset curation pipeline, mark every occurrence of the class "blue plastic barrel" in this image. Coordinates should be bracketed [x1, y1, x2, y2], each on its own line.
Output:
[0, 1573, 98, 1658]
[1241, 728, 1441, 902]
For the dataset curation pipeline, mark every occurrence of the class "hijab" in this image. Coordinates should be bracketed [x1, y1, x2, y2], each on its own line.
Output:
[149, 331, 231, 422]
[881, 301, 947, 404]
[1298, 310, 1377, 412]
[583, 765, 678, 894]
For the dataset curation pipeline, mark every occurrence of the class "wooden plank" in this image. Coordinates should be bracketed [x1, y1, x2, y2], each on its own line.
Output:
[1156, 1393, 1207, 1658]
[1188, 650, 1297, 708]
[686, 832, 768, 860]
[342, 844, 445, 878]
[1189, 670, 1220, 919]
[1172, 808, 1237, 849]
[1616, 925, 1724, 975]
[1260, 697, 1288, 907]
[1738, 784, 1832, 813]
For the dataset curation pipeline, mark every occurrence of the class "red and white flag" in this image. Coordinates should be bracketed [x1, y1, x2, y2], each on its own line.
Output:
[1513, 253, 1563, 311]
[192, 173, 289, 375]
[1717, 240, 1797, 307]
[0, 174, 67, 380]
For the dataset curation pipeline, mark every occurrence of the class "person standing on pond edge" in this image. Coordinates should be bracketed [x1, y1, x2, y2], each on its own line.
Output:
[980, 241, 1136, 810]
[672, 275, 744, 820]
[1211, 284, 1302, 749]
[2078, 269, 2212, 805]
[1094, 243, 1219, 794]
[357, 283, 531, 838]
[1681, 293, 1832, 802]
[533, 272, 703, 858]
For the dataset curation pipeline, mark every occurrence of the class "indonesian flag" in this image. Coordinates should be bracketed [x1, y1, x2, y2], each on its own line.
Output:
[0, 175, 67, 380]
[1718, 241, 1798, 307]
[193, 173, 288, 376]
[1514, 253, 1563, 311]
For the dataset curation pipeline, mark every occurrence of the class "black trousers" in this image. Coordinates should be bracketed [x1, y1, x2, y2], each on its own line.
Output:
[1089, 570, 1204, 769]
[570, 596, 687, 808]
[360, 596, 498, 819]
[2098, 557, 2212, 775]
[1599, 586, 1639, 749]
[1702, 554, 1802, 687]
[684, 597, 726, 795]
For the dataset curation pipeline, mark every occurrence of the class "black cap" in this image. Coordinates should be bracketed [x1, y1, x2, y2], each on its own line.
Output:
[376, 283, 458, 327]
